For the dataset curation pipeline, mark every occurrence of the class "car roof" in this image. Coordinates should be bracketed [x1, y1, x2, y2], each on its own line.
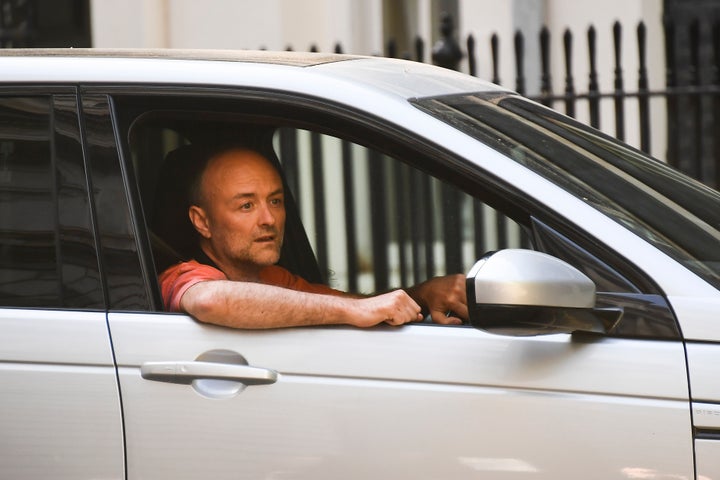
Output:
[0, 48, 351, 66]
[0, 48, 507, 100]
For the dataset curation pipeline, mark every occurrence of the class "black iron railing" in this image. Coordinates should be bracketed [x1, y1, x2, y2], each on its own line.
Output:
[299, 14, 720, 190]
[282, 14, 720, 289]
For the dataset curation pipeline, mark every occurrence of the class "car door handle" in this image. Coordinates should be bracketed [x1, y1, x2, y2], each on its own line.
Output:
[140, 361, 278, 386]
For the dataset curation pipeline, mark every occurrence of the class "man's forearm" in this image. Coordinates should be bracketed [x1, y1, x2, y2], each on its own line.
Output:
[179, 279, 423, 329]
[180, 280, 349, 329]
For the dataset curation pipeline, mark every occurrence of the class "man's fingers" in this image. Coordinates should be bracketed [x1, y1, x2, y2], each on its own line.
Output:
[430, 310, 463, 325]
[383, 311, 421, 325]
[416, 274, 469, 325]
[448, 301, 469, 320]
[378, 290, 422, 326]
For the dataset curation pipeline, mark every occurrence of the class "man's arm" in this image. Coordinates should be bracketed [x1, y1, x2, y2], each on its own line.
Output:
[180, 280, 423, 329]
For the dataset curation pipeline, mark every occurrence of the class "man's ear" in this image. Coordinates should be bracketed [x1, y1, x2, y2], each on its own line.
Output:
[188, 205, 212, 239]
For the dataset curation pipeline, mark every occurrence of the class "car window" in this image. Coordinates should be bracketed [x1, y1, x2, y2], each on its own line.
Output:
[82, 94, 153, 311]
[0, 95, 103, 309]
[273, 127, 527, 293]
[414, 92, 720, 291]
[119, 107, 528, 296]
[112, 91, 678, 337]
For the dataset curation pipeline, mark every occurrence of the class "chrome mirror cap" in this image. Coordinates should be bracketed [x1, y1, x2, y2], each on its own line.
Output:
[466, 249, 622, 336]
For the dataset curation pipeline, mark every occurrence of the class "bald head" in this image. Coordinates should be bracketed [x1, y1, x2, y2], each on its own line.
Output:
[187, 147, 286, 280]
[188, 148, 277, 206]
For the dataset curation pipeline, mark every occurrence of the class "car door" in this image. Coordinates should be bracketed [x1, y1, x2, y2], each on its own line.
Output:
[0, 91, 124, 479]
[100, 89, 694, 479]
[678, 300, 720, 480]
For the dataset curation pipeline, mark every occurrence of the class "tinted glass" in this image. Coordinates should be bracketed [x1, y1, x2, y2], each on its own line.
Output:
[82, 94, 152, 310]
[415, 93, 720, 291]
[0, 95, 102, 308]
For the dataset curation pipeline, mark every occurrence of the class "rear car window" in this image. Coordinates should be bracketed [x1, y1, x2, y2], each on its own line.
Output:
[0, 95, 103, 309]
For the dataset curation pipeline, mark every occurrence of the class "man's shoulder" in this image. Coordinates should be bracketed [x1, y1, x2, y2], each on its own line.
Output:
[159, 259, 228, 312]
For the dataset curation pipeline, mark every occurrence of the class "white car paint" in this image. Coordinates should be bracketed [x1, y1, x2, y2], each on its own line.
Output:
[0, 310, 124, 479]
[0, 49, 717, 479]
[109, 312, 692, 479]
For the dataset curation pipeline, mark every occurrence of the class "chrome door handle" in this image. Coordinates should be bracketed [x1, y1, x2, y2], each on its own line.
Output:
[140, 361, 278, 386]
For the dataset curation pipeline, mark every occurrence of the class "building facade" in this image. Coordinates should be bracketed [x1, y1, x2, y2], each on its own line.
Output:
[87, 0, 665, 157]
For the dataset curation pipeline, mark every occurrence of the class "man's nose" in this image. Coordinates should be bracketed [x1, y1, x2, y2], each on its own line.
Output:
[258, 202, 276, 226]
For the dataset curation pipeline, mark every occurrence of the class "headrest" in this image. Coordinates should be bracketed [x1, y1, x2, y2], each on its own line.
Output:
[151, 144, 211, 266]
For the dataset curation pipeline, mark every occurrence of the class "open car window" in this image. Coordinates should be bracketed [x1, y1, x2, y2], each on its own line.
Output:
[110, 90, 679, 338]
[119, 104, 527, 296]
[271, 127, 529, 292]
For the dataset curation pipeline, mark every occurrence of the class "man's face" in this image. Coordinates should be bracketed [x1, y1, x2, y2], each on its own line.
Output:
[193, 149, 286, 278]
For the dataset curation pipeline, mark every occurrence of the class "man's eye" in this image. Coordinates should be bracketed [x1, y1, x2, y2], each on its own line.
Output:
[270, 198, 284, 206]
[240, 202, 253, 210]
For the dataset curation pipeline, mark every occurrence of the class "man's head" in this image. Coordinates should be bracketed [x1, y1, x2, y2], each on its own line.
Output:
[188, 147, 286, 280]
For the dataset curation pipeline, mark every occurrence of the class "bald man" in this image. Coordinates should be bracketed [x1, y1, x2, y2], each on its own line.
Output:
[159, 147, 467, 329]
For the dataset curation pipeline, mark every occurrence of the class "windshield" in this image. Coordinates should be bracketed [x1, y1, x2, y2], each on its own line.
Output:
[413, 93, 720, 290]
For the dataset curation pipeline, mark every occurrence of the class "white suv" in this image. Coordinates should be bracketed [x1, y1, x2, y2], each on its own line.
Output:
[0, 49, 718, 480]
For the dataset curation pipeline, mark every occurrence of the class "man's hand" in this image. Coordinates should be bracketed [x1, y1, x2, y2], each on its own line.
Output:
[407, 274, 468, 325]
[348, 289, 423, 328]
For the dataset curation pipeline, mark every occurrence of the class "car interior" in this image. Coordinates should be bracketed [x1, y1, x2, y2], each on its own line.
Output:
[110, 92, 682, 338]
[126, 113, 324, 285]
[113, 93, 513, 301]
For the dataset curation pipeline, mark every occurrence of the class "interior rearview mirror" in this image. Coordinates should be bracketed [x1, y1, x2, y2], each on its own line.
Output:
[466, 249, 622, 336]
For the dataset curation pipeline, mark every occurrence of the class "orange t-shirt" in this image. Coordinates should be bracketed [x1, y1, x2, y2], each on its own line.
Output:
[159, 260, 340, 312]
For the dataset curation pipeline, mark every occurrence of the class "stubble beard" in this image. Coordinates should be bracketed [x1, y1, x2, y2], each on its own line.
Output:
[231, 232, 283, 275]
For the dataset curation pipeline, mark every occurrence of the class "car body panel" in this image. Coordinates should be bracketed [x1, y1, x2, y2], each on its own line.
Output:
[0, 310, 124, 479]
[0, 49, 502, 97]
[682, 302, 720, 480]
[0, 47, 355, 66]
[696, 439, 720, 480]
[109, 311, 693, 479]
[686, 343, 720, 402]
[668, 295, 720, 342]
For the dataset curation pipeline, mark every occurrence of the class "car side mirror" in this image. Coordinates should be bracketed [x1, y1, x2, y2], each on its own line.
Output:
[466, 249, 622, 336]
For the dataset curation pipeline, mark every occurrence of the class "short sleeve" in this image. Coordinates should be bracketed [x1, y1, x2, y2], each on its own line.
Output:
[159, 260, 227, 312]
